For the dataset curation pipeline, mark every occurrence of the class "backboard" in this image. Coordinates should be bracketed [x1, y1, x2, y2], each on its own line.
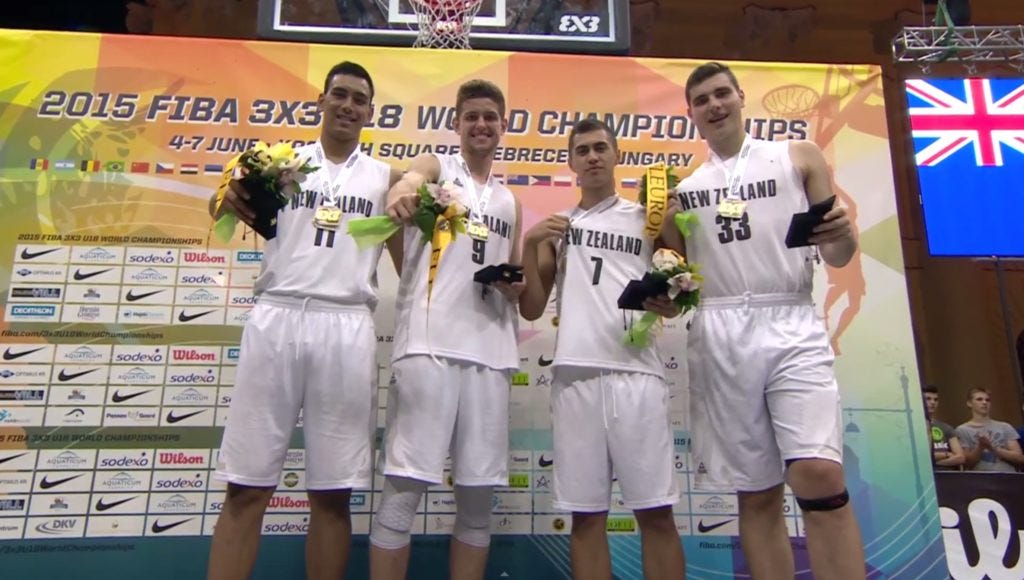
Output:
[257, 0, 629, 54]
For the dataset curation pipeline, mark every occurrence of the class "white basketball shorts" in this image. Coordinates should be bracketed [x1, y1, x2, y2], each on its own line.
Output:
[381, 355, 510, 486]
[551, 367, 680, 512]
[215, 295, 377, 490]
[687, 293, 843, 492]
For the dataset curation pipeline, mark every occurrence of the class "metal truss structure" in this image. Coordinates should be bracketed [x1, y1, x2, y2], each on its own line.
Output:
[893, 25, 1024, 72]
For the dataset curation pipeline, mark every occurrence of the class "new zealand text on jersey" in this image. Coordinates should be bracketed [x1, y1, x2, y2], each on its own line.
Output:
[289, 190, 374, 217]
[480, 215, 513, 240]
[676, 178, 778, 210]
[565, 227, 643, 255]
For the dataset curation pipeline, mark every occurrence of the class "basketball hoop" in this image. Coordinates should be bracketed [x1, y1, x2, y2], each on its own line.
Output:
[411, 0, 483, 49]
[762, 84, 821, 119]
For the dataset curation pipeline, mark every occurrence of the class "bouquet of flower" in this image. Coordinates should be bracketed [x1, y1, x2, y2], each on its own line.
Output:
[347, 180, 469, 249]
[213, 141, 316, 242]
[622, 248, 703, 348]
[348, 180, 469, 300]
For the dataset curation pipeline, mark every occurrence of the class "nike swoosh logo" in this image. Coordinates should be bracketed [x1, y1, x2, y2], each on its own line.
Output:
[111, 390, 152, 403]
[177, 310, 214, 323]
[166, 409, 206, 424]
[73, 268, 112, 281]
[95, 496, 137, 512]
[21, 247, 61, 260]
[538, 455, 553, 467]
[151, 518, 193, 534]
[3, 346, 46, 361]
[125, 289, 164, 302]
[537, 356, 553, 367]
[57, 368, 99, 382]
[39, 473, 84, 490]
[0, 452, 29, 465]
[697, 519, 734, 533]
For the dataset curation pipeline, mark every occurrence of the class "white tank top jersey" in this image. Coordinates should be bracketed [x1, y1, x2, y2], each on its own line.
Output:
[552, 197, 663, 378]
[253, 142, 392, 309]
[391, 153, 519, 370]
[674, 138, 814, 299]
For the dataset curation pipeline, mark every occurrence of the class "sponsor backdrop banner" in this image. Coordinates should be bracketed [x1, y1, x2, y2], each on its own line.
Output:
[935, 473, 1024, 579]
[0, 30, 944, 578]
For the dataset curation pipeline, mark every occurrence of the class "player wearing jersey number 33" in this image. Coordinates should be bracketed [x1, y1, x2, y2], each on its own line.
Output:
[677, 61, 864, 580]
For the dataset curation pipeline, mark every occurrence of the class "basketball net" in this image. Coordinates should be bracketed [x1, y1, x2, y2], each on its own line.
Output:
[411, 0, 483, 49]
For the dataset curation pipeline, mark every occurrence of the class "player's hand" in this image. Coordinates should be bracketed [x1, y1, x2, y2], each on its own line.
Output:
[525, 215, 570, 248]
[218, 180, 256, 226]
[978, 435, 993, 450]
[810, 205, 852, 244]
[387, 193, 420, 225]
[643, 294, 681, 318]
[494, 280, 526, 302]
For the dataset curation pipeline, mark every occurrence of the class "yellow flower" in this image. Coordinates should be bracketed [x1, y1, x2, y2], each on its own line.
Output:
[441, 204, 462, 220]
[268, 141, 295, 161]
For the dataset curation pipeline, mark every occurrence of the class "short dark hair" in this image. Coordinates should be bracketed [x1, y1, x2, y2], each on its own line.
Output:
[922, 385, 939, 395]
[967, 387, 989, 400]
[568, 118, 617, 151]
[323, 61, 374, 99]
[456, 79, 506, 117]
[685, 61, 741, 104]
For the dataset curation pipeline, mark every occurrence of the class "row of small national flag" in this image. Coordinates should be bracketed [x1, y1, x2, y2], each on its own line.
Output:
[26, 159, 644, 189]
[495, 175, 640, 189]
[27, 158, 225, 176]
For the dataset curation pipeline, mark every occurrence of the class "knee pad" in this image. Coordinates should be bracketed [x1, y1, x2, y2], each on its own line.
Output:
[370, 476, 427, 549]
[796, 489, 850, 512]
[453, 485, 494, 548]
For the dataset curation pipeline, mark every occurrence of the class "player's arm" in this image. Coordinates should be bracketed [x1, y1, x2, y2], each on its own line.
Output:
[790, 140, 857, 268]
[386, 154, 441, 223]
[493, 198, 526, 302]
[993, 437, 1024, 467]
[935, 436, 966, 467]
[519, 214, 569, 320]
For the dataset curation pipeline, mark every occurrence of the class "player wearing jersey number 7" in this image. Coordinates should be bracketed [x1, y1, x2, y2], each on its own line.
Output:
[519, 118, 686, 580]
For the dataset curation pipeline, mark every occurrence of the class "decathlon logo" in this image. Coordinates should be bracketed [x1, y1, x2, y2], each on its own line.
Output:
[558, 14, 601, 33]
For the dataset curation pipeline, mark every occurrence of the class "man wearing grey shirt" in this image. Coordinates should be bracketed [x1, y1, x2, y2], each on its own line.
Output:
[956, 388, 1024, 473]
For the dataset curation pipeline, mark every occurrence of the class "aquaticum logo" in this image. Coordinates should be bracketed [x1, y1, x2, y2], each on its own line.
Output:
[941, 498, 1024, 578]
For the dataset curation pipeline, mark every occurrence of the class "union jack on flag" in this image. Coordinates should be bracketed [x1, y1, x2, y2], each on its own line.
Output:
[905, 77, 1024, 257]
[906, 78, 1024, 167]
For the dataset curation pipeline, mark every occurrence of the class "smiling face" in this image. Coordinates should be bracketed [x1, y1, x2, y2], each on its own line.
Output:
[318, 73, 373, 142]
[686, 71, 746, 148]
[454, 97, 506, 156]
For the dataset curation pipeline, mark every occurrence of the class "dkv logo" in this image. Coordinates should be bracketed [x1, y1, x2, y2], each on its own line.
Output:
[942, 498, 1024, 579]
[558, 13, 600, 33]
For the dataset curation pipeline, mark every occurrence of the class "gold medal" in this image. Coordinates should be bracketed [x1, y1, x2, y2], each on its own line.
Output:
[717, 198, 747, 219]
[313, 205, 342, 230]
[467, 220, 489, 241]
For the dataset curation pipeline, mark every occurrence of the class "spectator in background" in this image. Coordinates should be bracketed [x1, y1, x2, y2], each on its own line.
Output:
[1018, 399, 1024, 451]
[922, 386, 964, 471]
[956, 388, 1024, 473]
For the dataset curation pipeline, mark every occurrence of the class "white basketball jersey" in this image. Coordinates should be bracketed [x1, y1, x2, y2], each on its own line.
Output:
[391, 153, 519, 370]
[253, 142, 391, 309]
[674, 138, 814, 299]
[552, 197, 663, 377]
